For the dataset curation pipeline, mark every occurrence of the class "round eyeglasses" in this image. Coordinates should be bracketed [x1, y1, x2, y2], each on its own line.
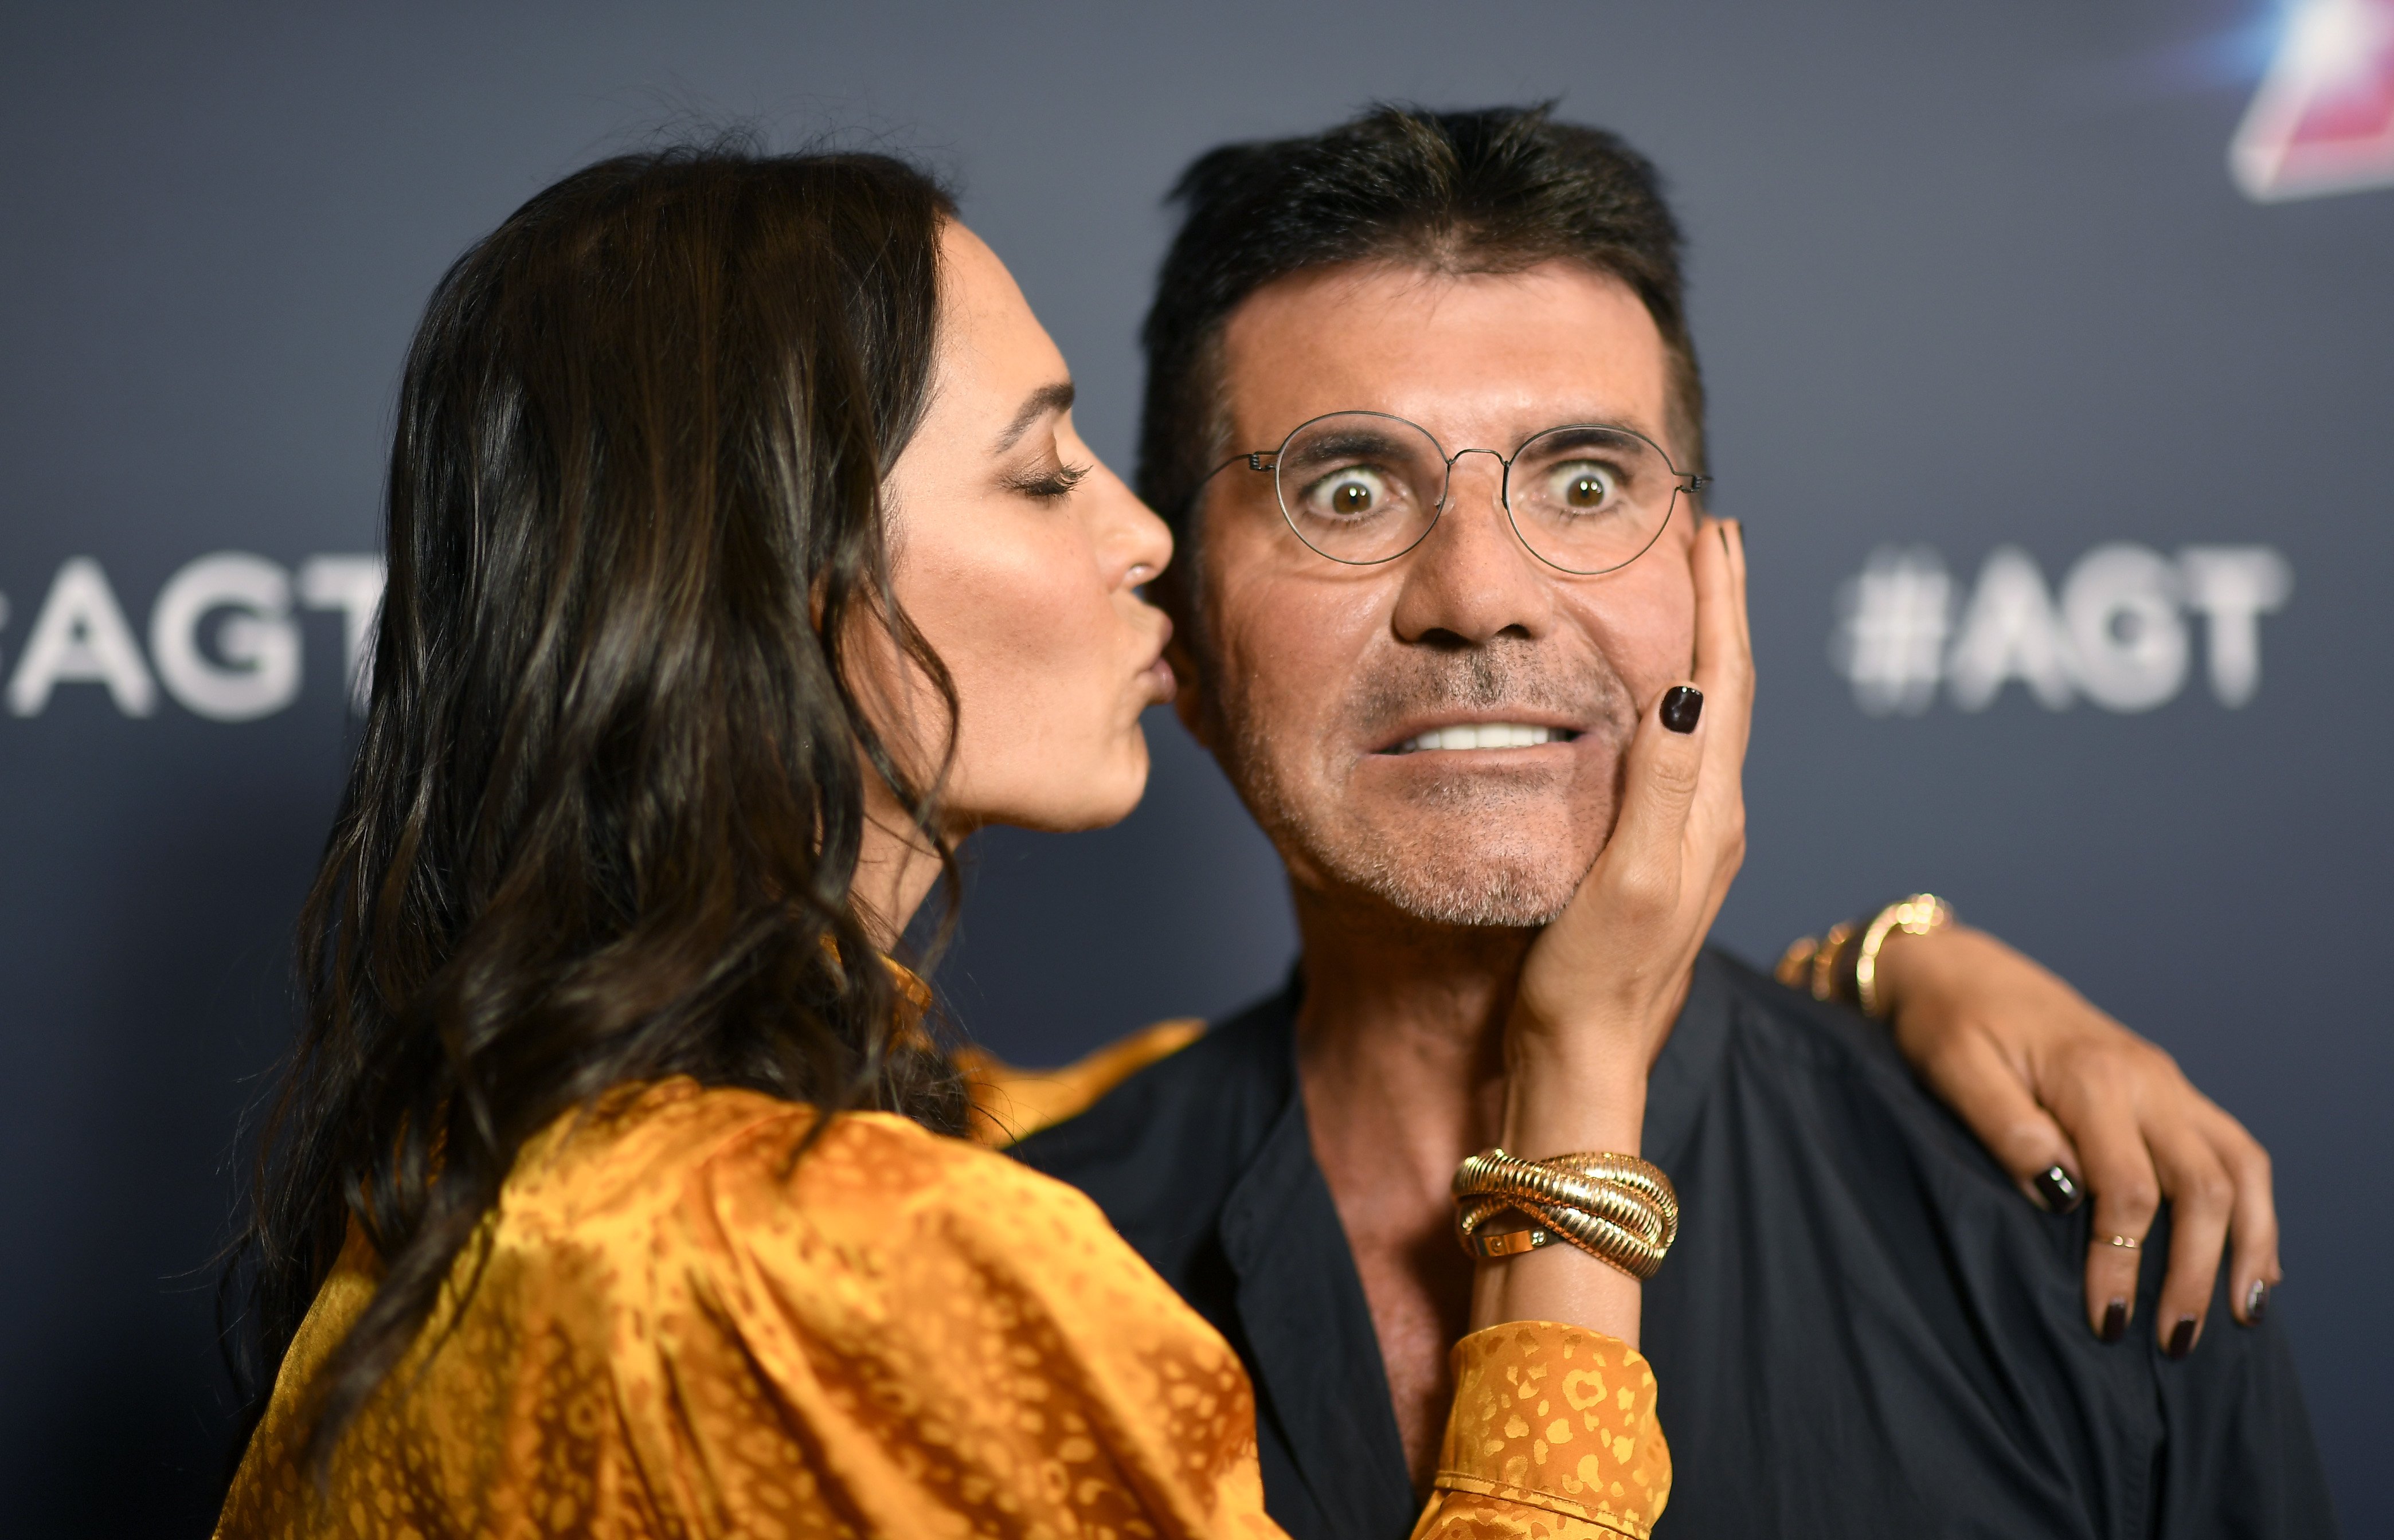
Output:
[1211, 412, 1708, 576]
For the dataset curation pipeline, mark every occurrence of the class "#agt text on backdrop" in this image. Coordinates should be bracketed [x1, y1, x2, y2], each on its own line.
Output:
[0, 554, 380, 721]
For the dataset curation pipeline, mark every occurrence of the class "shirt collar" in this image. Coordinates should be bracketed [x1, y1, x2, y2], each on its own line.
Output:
[1214, 975, 1419, 1534]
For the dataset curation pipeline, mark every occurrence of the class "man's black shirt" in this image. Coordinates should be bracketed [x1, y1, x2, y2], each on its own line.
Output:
[1011, 950, 2335, 1539]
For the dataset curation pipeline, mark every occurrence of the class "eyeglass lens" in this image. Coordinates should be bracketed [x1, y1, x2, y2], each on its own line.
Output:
[1273, 412, 1681, 575]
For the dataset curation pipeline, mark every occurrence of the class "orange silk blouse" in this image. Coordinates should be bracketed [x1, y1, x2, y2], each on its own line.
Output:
[217, 1065, 1671, 1538]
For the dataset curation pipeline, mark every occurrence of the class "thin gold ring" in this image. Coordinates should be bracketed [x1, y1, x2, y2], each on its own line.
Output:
[2106, 1234, 2141, 1250]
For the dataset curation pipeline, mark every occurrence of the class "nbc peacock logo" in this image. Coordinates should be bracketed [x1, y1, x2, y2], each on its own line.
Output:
[2232, 0, 2394, 199]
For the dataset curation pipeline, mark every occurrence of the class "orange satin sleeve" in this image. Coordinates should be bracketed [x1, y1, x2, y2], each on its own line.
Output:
[217, 1080, 1668, 1539]
[956, 1018, 1206, 1146]
[1414, 1324, 1671, 1538]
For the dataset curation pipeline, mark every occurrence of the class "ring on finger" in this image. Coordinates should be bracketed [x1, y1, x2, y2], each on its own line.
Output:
[2104, 1234, 2141, 1251]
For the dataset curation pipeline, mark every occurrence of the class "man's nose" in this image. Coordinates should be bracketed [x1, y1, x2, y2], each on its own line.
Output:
[1387, 450, 1554, 646]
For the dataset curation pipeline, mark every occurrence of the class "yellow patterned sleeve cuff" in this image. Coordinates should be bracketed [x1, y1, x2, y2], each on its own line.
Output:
[1421, 1322, 1671, 1540]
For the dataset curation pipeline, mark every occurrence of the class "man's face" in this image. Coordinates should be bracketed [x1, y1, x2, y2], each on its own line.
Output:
[1182, 260, 1699, 927]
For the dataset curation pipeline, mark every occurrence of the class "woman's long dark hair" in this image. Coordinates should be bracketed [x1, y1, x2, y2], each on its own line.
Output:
[220, 142, 969, 1471]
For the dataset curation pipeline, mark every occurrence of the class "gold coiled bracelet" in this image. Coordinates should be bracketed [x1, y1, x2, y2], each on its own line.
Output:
[1775, 892, 1955, 1020]
[1452, 1147, 1681, 1280]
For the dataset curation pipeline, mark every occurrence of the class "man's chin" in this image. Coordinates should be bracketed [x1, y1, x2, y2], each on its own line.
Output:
[1320, 822, 1593, 930]
[1364, 872, 1572, 929]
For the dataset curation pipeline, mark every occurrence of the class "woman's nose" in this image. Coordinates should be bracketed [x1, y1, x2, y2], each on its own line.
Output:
[1105, 472, 1173, 587]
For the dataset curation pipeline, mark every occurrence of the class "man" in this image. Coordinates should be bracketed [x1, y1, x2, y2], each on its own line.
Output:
[1011, 107, 2332, 1537]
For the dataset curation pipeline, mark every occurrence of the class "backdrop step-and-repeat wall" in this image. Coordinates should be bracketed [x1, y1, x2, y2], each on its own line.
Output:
[3, 2, 2387, 1533]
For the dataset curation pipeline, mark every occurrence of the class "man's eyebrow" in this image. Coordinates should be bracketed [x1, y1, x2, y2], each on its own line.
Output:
[995, 380, 1076, 452]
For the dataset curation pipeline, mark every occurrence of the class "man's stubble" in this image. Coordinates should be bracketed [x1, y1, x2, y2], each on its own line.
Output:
[1211, 640, 1637, 930]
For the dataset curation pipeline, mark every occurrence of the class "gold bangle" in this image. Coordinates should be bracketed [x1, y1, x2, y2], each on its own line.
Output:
[1456, 1174, 1666, 1252]
[1454, 1149, 1681, 1251]
[1853, 893, 1955, 1020]
[1454, 1150, 1678, 1244]
[1813, 920, 1857, 1003]
[1452, 1149, 1680, 1279]
[1458, 1193, 1669, 1279]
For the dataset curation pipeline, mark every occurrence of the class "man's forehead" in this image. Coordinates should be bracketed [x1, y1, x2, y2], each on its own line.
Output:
[1216, 258, 1672, 446]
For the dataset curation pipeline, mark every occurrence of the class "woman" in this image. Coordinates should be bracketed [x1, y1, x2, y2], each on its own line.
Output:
[216, 142, 2261, 1537]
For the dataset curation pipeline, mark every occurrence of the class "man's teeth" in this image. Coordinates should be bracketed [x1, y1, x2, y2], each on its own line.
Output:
[1393, 723, 1571, 753]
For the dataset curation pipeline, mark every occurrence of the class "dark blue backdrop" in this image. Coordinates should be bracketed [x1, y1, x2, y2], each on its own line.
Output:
[3, 3, 2387, 1533]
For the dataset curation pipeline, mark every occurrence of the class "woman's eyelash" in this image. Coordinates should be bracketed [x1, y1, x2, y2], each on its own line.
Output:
[1009, 461, 1090, 501]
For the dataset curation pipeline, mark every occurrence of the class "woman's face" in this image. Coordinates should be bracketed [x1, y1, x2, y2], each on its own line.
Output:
[874, 222, 1176, 836]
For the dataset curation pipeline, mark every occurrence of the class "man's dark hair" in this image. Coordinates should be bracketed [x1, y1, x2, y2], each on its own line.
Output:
[1137, 103, 1704, 608]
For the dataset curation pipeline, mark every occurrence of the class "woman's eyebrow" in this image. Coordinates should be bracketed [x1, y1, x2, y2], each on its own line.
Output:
[995, 380, 1075, 452]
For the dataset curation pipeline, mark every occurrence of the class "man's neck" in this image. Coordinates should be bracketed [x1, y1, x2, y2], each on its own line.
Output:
[1288, 884, 1532, 1490]
[1292, 891, 1527, 1185]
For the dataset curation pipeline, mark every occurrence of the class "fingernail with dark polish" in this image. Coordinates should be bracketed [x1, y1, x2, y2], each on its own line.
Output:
[2033, 1165, 2084, 1213]
[1660, 685, 1704, 734]
[2166, 1317, 2198, 1359]
[2099, 1299, 2128, 1343]
[2245, 1281, 2269, 1325]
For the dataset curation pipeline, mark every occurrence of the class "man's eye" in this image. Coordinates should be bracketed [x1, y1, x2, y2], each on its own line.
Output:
[1305, 467, 1392, 518]
[1549, 462, 1617, 510]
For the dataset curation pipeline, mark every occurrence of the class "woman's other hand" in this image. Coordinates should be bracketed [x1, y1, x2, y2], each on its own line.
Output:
[1873, 925, 2280, 1354]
